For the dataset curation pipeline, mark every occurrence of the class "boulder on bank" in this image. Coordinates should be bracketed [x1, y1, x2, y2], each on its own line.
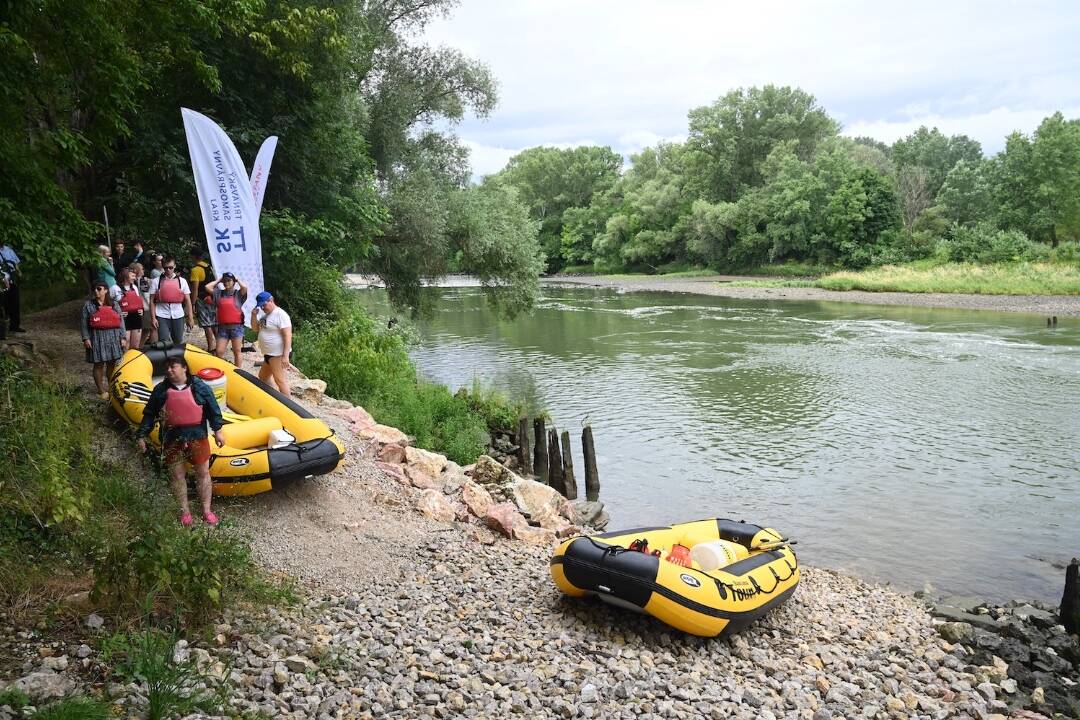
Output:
[376, 442, 406, 464]
[470, 455, 517, 497]
[405, 465, 442, 490]
[415, 489, 455, 523]
[357, 423, 409, 446]
[483, 502, 527, 538]
[460, 479, 494, 517]
[290, 377, 327, 403]
[405, 447, 447, 478]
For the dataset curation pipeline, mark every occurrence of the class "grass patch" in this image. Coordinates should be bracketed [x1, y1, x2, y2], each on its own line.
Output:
[745, 261, 835, 278]
[30, 696, 111, 720]
[815, 261, 1080, 295]
[725, 278, 817, 288]
[294, 304, 524, 464]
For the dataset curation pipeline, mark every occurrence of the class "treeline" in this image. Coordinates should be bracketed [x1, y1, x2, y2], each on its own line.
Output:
[491, 86, 1080, 274]
[1, 0, 543, 318]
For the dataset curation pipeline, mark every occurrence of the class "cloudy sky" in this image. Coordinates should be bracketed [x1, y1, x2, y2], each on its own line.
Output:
[423, 0, 1080, 177]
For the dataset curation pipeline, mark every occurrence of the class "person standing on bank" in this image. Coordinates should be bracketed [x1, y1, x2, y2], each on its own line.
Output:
[136, 356, 225, 527]
[205, 272, 248, 367]
[81, 281, 128, 400]
[115, 266, 143, 350]
[189, 249, 216, 352]
[251, 291, 292, 396]
[95, 245, 116, 288]
[149, 258, 194, 345]
[0, 241, 24, 333]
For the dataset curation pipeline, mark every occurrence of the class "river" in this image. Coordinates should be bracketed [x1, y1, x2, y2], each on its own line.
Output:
[353, 284, 1080, 603]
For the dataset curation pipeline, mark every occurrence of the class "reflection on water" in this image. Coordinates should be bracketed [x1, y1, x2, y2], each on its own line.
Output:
[356, 287, 1080, 602]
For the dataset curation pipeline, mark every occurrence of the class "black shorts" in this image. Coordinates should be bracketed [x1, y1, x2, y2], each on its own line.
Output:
[124, 312, 142, 331]
[263, 351, 293, 365]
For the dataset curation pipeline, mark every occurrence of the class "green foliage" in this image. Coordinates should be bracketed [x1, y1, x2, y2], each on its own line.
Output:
[494, 146, 623, 271]
[935, 159, 993, 226]
[101, 628, 222, 720]
[939, 224, 1045, 264]
[294, 305, 519, 463]
[29, 697, 110, 720]
[0, 356, 95, 527]
[0, 687, 30, 710]
[815, 261, 1080, 295]
[92, 506, 259, 625]
[890, 126, 983, 200]
[261, 210, 351, 326]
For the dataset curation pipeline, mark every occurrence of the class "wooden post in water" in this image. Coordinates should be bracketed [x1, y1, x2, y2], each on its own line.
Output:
[582, 425, 600, 502]
[1062, 558, 1080, 635]
[560, 430, 578, 500]
[533, 418, 548, 483]
[517, 417, 532, 476]
[547, 428, 564, 493]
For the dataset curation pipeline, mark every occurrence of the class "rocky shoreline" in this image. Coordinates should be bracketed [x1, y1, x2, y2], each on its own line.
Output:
[545, 274, 1080, 318]
[2, 301, 1078, 718]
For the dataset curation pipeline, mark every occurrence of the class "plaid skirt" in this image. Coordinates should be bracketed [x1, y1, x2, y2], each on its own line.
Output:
[196, 299, 217, 328]
[85, 327, 125, 363]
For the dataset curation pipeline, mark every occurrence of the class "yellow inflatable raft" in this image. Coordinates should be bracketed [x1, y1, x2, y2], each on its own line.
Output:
[551, 519, 799, 637]
[109, 343, 344, 496]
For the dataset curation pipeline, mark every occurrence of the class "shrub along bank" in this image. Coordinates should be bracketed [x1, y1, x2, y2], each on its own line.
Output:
[293, 303, 524, 465]
[0, 354, 288, 715]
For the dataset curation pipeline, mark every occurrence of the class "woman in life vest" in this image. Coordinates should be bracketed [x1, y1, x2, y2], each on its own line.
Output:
[204, 272, 248, 367]
[116, 266, 144, 350]
[80, 281, 128, 400]
[136, 356, 226, 526]
[149, 257, 194, 345]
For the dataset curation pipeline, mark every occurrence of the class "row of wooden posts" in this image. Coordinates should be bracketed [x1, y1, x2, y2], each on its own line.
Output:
[515, 417, 599, 503]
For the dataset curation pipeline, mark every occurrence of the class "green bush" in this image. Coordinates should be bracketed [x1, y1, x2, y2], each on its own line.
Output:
[101, 628, 224, 719]
[92, 506, 259, 625]
[30, 697, 110, 720]
[0, 687, 29, 710]
[294, 305, 521, 463]
[262, 210, 350, 327]
[1050, 240, 1080, 263]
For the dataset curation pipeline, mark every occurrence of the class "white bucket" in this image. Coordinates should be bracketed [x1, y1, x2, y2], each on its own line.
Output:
[196, 368, 227, 410]
[690, 539, 749, 571]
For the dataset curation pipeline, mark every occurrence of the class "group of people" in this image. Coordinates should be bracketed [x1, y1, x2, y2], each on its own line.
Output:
[81, 241, 296, 527]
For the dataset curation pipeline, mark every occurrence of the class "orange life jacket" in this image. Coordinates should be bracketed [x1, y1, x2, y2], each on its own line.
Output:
[88, 304, 122, 330]
[164, 384, 204, 427]
[216, 291, 243, 325]
[119, 285, 143, 313]
[156, 276, 185, 303]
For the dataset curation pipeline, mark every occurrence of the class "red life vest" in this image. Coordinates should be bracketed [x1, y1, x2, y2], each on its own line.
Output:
[156, 276, 185, 303]
[88, 304, 122, 330]
[216, 291, 243, 325]
[119, 285, 143, 313]
[164, 384, 204, 427]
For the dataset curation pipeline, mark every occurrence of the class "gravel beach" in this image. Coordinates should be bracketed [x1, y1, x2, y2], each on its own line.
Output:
[546, 275, 1080, 318]
[2, 300, 1076, 719]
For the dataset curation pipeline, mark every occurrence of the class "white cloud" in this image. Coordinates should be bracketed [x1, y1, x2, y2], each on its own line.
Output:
[843, 106, 1080, 151]
[426, 1, 1080, 169]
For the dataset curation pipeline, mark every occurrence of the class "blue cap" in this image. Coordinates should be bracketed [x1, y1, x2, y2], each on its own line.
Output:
[255, 291, 273, 308]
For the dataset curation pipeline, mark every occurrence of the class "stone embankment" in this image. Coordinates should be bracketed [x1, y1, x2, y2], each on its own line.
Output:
[2, 303, 1077, 718]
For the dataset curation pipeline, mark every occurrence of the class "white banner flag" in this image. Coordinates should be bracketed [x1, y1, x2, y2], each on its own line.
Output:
[182, 108, 264, 327]
[250, 135, 278, 214]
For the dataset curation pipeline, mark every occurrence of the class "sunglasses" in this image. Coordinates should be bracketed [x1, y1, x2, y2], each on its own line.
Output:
[164, 265, 176, 270]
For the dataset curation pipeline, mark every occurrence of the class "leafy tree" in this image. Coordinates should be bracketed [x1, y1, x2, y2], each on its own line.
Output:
[494, 146, 623, 272]
[891, 126, 983, 201]
[990, 131, 1040, 238]
[1030, 112, 1080, 246]
[685, 85, 838, 203]
[935, 159, 992, 227]
[896, 166, 935, 231]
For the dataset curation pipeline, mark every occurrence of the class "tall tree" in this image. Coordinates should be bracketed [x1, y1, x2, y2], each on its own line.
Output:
[891, 126, 983, 201]
[1030, 112, 1080, 247]
[685, 85, 839, 203]
[494, 146, 623, 271]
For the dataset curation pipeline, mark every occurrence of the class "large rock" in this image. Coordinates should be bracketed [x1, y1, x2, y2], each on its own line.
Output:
[483, 502, 528, 538]
[511, 478, 575, 520]
[470, 455, 519, 497]
[530, 502, 573, 534]
[572, 499, 605, 525]
[319, 395, 353, 410]
[514, 524, 558, 546]
[357, 423, 410, 445]
[377, 443, 406, 464]
[415, 489, 455, 523]
[441, 463, 468, 495]
[405, 446, 448, 478]
[462, 524, 496, 545]
[406, 465, 443, 490]
[342, 405, 375, 429]
[376, 461, 407, 485]
[290, 378, 327, 403]
[460, 480, 494, 517]
[8, 670, 76, 701]
[938, 621, 974, 644]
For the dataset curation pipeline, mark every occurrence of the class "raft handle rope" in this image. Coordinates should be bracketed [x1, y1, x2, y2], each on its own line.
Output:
[707, 556, 798, 602]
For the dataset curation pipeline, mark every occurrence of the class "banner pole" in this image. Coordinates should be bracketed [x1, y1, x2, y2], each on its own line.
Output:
[103, 206, 112, 253]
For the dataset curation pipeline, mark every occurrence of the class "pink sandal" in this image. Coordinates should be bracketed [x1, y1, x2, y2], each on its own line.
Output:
[202, 510, 219, 526]
[180, 512, 194, 527]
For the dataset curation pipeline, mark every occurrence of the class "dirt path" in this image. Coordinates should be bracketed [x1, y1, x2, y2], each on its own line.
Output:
[547, 274, 1080, 317]
[14, 300, 437, 590]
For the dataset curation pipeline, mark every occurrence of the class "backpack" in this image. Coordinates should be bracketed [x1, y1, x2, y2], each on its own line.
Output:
[196, 260, 215, 284]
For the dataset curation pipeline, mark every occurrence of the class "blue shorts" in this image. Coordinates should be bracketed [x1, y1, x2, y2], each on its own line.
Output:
[216, 324, 244, 340]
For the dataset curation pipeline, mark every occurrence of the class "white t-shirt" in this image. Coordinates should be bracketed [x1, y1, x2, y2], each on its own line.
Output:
[256, 307, 292, 356]
[149, 275, 190, 319]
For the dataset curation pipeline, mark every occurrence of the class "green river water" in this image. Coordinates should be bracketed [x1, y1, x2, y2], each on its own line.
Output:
[355, 284, 1080, 603]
